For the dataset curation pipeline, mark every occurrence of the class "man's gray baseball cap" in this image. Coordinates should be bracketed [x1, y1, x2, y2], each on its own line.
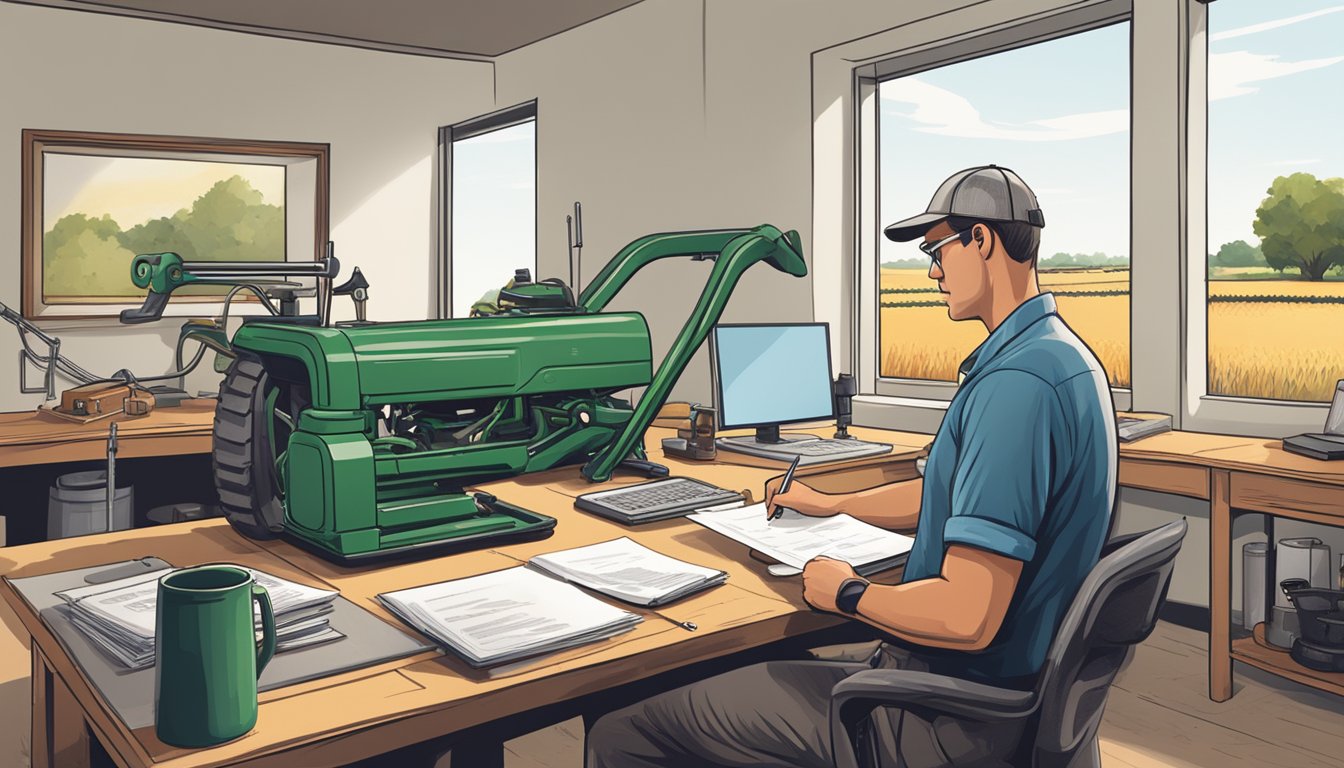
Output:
[883, 164, 1046, 242]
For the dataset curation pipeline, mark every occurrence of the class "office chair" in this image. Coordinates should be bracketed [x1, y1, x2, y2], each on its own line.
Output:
[829, 518, 1188, 768]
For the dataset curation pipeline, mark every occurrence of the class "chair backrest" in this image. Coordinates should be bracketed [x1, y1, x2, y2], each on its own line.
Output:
[1030, 519, 1187, 768]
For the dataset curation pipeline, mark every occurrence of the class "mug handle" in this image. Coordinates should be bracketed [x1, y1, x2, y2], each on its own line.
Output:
[251, 584, 277, 678]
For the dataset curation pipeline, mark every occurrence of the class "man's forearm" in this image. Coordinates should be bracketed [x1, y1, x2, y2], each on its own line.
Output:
[834, 479, 921, 530]
[849, 579, 992, 650]
[844, 546, 1022, 651]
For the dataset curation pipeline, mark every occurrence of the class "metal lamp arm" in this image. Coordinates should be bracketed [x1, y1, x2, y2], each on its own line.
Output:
[582, 226, 806, 482]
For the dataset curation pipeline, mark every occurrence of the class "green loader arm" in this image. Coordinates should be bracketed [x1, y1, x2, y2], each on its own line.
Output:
[581, 224, 806, 482]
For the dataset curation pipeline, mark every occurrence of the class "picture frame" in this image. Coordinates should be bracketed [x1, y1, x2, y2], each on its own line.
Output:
[21, 129, 329, 320]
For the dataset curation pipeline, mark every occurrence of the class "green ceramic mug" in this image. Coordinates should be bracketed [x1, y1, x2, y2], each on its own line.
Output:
[154, 565, 277, 748]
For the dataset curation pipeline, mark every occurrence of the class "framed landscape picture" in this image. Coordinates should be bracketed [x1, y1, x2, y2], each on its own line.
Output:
[21, 129, 328, 319]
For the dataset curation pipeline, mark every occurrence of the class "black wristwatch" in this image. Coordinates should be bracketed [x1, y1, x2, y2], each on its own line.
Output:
[835, 577, 870, 614]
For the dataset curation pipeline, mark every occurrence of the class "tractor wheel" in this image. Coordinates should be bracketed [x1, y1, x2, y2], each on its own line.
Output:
[212, 354, 308, 540]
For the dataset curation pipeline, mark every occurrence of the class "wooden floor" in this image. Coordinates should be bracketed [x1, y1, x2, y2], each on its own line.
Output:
[489, 622, 1344, 768]
[2, 613, 1342, 768]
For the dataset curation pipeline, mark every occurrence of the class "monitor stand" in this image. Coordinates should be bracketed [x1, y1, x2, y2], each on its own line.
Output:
[715, 424, 894, 464]
[716, 425, 820, 458]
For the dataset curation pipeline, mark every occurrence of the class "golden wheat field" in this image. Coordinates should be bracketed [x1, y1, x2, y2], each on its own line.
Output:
[879, 267, 1344, 402]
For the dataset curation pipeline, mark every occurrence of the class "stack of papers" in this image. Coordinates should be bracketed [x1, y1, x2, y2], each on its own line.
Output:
[689, 503, 915, 576]
[55, 565, 344, 669]
[529, 537, 727, 607]
[377, 567, 642, 668]
[1116, 412, 1173, 442]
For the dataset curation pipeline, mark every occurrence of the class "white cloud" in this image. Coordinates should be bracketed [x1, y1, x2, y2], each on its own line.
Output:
[1211, 6, 1344, 42]
[880, 78, 1126, 142]
[1209, 50, 1344, 100]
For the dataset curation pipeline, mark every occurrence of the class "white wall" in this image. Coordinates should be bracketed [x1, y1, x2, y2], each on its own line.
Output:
[494, 0, 972, 405]
[495, 0, 1268, 615]
[0, 3, 494, 412]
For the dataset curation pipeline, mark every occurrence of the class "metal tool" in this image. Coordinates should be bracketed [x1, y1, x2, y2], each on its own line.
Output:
[1, 300, 99, 399]
[106, 422, 118, 533]
[769, 455, 802, 521]
[123, 225, 808, 563]
[567, 201, 584, 295]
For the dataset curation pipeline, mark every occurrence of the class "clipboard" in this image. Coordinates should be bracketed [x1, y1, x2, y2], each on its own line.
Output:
[5, 558, 433, 730]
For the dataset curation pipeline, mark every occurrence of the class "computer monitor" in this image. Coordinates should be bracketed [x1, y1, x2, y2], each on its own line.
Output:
[709, 323, 834, 444]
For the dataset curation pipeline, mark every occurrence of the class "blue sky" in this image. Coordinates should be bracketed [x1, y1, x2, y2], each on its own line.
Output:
[879, 1, 1343, 263]
[451, 120, 536, 317]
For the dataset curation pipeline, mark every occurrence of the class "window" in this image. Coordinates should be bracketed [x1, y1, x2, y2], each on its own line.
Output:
[876, 22, 1131, 392]
[1206, 0, 1344, 403]
[21, 130, 327, 319]
[444, 102, 537, 318]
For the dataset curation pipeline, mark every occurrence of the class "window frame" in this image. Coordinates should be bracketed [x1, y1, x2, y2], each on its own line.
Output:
[438, 100, 538, 319]
[843, 1, 1135, 415]
[20, 129, 328, 321]
[812, 0, 1332, 437]
[1182, 0, 1334, 436]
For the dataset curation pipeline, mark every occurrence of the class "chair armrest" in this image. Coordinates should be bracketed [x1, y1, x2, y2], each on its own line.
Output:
[829, 670, 1038, 768]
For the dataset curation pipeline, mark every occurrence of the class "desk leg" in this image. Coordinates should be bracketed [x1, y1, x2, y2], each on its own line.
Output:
[31, 647, 94, 768]
[1210, 469, 1233, 702]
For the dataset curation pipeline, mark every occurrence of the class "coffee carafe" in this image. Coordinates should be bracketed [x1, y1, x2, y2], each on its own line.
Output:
[1266, 537, 1332, 649]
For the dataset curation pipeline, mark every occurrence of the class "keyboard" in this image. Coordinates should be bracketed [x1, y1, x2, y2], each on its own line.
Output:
[715, 436, 893, 465]
[576, 477, 745, 525]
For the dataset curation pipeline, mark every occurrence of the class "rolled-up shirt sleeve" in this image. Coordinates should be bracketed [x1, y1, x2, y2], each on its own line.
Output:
[945, 369, 1059, 562]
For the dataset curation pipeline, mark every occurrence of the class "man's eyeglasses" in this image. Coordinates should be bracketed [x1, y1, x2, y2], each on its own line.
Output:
[918, 230, 973, 268]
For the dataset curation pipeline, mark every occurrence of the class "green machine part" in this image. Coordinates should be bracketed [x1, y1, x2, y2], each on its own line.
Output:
[578, 225, 806, 481]
[232, 313, 654, 557]
[224, 224, 805, 561]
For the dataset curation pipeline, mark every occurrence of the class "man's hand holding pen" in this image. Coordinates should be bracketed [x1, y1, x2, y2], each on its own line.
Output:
[763, 464, 841, 520]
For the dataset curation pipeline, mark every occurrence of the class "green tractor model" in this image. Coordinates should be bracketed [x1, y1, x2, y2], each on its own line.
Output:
[122, 226, 806, 563]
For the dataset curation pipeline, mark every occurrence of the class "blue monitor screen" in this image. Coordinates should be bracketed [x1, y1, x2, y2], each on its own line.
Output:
[712, 324, 834, 429]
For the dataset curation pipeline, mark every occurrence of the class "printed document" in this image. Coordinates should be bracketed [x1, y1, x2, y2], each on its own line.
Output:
[689, 503, 914, 575]
[378, 566, 642, 667]
[55, 564, 343, 669]
[529, 537, 727, 606]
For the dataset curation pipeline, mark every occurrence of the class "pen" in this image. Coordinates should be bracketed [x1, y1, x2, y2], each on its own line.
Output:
[651, 610, 698, 631]
[769, 455, 802, 521]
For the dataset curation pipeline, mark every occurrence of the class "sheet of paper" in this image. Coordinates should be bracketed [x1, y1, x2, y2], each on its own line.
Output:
[378, 566, 641, 666]
[55, 564, 342, 669]
[689, 503, 914, 570]
[530, 537, 726, 606]
[56, 569, 166, 639]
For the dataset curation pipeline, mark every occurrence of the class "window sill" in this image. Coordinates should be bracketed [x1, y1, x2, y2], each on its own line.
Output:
[1184, 394, 1329, 438]
[855, 387, 1133, 434]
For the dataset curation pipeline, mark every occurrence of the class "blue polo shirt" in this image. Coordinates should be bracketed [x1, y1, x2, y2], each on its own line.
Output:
[901, 293, 1117, 685]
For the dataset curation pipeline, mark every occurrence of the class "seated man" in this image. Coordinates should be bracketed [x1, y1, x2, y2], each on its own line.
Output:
[586, 165, 1118, 768]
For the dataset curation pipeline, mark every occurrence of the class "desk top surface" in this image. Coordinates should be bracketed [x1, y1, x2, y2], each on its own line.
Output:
[2, 415, 1343, 765]
[0, 399, 216, 448]
[1, 399, 1340, 482]
[0, 399, 217, 468]
[0, 424, 924, 768]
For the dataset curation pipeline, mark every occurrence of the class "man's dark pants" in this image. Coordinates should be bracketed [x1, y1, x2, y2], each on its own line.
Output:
[585, 644, 1023, 768]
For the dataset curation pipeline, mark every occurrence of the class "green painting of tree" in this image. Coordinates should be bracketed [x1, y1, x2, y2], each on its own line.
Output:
[43, 175, 283, 299]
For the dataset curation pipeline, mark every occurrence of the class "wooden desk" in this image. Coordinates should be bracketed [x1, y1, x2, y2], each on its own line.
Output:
[1114, 431, 1344, 702]
[1, 424, 926, 768]
[0, 400, 216, 468]
[8, 417, 1331, 768]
